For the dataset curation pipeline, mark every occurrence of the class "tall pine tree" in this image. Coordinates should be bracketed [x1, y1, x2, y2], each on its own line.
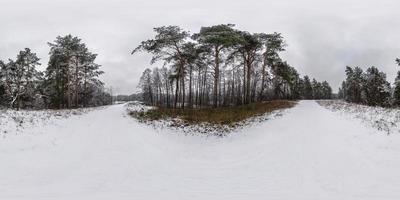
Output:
[193, 24, 241, 107]
[46, 35, 103, 109]
[133, 26, 189, 109]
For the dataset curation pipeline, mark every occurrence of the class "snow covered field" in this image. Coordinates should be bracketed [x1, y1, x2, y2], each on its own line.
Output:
[1, 101, 400, 200]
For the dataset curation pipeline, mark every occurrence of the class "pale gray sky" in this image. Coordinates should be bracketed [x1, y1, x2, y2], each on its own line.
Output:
[1, 0, 399, 94]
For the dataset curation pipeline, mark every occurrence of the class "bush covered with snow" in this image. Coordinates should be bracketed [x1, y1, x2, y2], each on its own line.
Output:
[317, 100, 400, 135]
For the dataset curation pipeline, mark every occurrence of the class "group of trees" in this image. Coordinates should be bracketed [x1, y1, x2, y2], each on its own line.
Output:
[338, 60, 400, 107]
[114, 94, 142, 102]
[0, 35, 111, 110]
[134, 24, 332, 108]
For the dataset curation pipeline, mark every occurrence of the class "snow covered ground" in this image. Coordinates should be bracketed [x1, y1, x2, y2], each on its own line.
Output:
[318, 100, 400, 135]
[0, 107, 102, 138]
[1, 101, 400, 200]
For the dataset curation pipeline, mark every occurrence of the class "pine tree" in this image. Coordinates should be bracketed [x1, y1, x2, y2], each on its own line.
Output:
[3, 48, 41, 110]
[363, 66, 391, 107]
[393, 59, 400, 106]
[303, 76, 313, 99]
[80, 52, 104, 107]
[234, 31, 262, 104]
[134, 25, 332, 107]
[273, 62, 298, 99]
[321, 81, 332, 99]
[193, 24, 241, 107]
[338, 81, 346, 99]
[133, 26, 189, 109]
[0, 60, 9, 106]
[311, 79, 321, 99]
[138, 68, 153, 105]
[46, 35, 104, 109]
[344, 66, 364, 103]
[289, 69, 303, 100]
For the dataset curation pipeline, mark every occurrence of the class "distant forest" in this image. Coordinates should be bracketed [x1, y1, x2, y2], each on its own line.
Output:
[133, 24, 333, 108]
[339, 59, 400, 107]
[114, 94, 142, 102]
[0, 35, 112, 110]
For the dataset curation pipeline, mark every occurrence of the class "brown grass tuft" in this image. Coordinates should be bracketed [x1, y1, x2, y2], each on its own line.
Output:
[130, 100, 296, 126]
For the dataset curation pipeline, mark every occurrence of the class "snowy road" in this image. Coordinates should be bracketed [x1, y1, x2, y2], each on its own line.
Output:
[1, 101, 400, 200]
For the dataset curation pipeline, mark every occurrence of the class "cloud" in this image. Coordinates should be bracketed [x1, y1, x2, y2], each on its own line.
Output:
[1, 0, 399, 94]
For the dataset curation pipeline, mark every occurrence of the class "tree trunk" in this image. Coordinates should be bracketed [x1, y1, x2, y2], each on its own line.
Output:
[260, 59, 267, 101]
[242, 58, 246, 104]
[174, 78, 179, 108]
[74, 59, 79, 108]
[67, 70, 71, 109]
[246, 59, 251, 104]
[165, 80, 170, 108]
[213, 46, 220, 107]
[181, 74, 185, 109]
[231, 69, 235, 105]
[188, 65, 193, 108]
[203, 66, 208, 106]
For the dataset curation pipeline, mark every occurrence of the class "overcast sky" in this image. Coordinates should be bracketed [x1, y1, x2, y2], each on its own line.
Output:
[1, 0, 399, 94]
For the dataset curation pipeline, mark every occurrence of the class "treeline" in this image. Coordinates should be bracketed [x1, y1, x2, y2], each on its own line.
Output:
[133, 24, 332, 108]
[0, 35, 112, 110]
[338, 59, 400, 107]
[114, 94, 143, 102]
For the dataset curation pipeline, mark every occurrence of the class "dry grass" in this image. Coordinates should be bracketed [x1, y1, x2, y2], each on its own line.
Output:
[130, 100, 296, 126]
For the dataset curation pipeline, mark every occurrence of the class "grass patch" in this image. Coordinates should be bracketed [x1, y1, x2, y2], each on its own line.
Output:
[130, 100, 296, 126]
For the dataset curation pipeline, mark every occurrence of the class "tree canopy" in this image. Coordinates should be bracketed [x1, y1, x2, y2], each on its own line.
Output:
[133, 24, 333, 108]
[0, 35, 111, 110]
